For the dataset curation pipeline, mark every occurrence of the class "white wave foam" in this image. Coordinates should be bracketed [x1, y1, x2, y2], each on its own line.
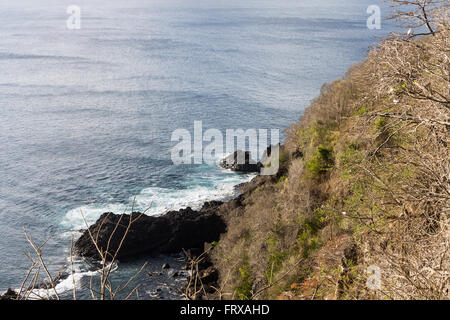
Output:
[23, 259, 118, 299]
[61, 203, 127, 231]
[134, 182, 236, 215]
[55, 168, 254, 296]
[61, 170, 254, 231]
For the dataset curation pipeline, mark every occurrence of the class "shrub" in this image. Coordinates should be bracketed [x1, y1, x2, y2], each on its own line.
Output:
[305, 145, 334, 179]
[235, 261, 253, 300]
[374, 117, 386, 130]
[265, 236, 289, 284]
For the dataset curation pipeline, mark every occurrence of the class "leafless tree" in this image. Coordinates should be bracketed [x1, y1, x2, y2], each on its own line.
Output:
[15, 198, 151, 300]
[386, 0, 449, 37]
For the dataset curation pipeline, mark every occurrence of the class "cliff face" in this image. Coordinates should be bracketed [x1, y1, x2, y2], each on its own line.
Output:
[209, 24, 449, 300]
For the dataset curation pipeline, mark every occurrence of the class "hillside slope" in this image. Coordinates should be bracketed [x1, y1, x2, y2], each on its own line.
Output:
[208, 17, 449, 300]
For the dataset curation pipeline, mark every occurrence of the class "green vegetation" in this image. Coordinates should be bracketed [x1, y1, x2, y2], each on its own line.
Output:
[265, 236, 288, 283]
[235, 259, 253, 300]
[374, 117, 386, 130]
[305, 145, 334, 179]
[354, 105, 367, 116]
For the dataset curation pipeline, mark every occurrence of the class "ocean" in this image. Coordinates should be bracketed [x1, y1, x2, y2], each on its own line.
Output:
[0, 0, 395, 298]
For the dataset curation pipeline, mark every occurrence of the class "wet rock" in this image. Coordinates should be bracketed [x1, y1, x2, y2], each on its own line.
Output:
[0, 288, 18, 300]
[75, 206, 226, 261]
[200, 201, 223, 213]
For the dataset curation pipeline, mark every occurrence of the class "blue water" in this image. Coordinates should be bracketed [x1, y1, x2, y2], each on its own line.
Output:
[0, 0, 395, 298]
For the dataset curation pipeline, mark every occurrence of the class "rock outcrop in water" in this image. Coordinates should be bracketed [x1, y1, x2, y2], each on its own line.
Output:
[220, 150, 262, 173]
[0, 288, 18, 300]
[75, 150, 266, 262]
[74, 201, 225, 261]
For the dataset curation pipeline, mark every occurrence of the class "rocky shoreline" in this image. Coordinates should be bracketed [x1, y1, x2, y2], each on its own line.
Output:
[0, 149, 280, 300]
[74, 202, 227, 261]
[71, 195, 246, 300]
[74, 150, 265, 261]
[71, 150, 273, 299]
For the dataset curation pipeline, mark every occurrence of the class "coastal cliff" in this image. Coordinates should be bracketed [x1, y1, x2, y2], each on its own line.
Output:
[73, 13, 449, 300]
[206, 22, 449, 300]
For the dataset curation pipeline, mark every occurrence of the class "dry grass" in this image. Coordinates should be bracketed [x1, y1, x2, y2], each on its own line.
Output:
[210, 3, 449, 300]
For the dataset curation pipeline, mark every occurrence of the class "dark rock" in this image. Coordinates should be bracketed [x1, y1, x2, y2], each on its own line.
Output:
[162, 263, 170, 269]
[172, 272, 179, 278]
[74, 206, 226, 261]
[0, 288, 18, 300]
[220, 150, 262, 173]
[222, 194, 244, 211]
[200, 201, 223, 213]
